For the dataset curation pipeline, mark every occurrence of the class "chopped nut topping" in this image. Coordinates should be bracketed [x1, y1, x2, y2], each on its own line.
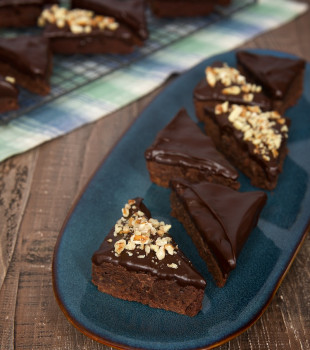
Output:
[38, 5, 119, 34]
[215, 102, 288, 161]
[109, 199, 178, 264]
[205, 63, 263, 100]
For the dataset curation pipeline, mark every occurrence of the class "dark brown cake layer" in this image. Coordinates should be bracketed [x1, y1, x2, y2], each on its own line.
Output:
[0, 36, 52, 95]
[39, 5, 143, 54]
[149, 0, 215, 17]
[71, 0, 148, 41]
[193, 62, 272, 113]
[170, 179, 267, 287]
[0, 76, 19, 113]
[92, 198, 206, 316]
[198, 103, 289, 190]
[236, 51, 306, 113]
[0, 0, 57, 27]
[145, 108, 239, 189]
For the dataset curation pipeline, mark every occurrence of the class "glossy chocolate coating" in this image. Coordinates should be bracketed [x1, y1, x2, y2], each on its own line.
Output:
[145, 108, 238, 180]
[0, 75, 18, 98]
[237, 51, 306, 99]
[92, 198, 206, 289]
[171, 179, 267, 277]
[71, 0, 148, 40]
[205, 106, 289, 180]
[0, 36, 51, 78]
[194, 62, 272, 111]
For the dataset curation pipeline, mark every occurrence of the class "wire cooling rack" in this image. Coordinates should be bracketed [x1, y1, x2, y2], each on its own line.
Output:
[0, 0, 257, 124]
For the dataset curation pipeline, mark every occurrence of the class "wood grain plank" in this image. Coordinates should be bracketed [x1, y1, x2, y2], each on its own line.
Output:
[0, 151, 38, 289]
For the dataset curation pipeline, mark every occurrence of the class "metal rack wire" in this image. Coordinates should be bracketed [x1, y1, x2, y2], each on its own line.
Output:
[0, 0, 257, 124]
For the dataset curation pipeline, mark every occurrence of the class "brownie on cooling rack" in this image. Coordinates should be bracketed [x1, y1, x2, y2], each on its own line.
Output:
[170, 179, 267, 287]
[38, 4, 146, 54]
[144, 108, 239, 190]
[0, 36, 52, 96]
[92, 198, 206, 317]
[0, 0, 58, 28]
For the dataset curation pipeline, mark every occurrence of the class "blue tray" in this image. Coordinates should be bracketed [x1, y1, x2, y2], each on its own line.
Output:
[53, 49, 310, 350]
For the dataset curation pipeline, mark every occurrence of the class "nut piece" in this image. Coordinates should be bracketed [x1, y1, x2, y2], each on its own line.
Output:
[222, 86, 241, 95]
[167, 263, 178, 269]
[5, 76, 15, 84]
[156, 246, 165, 260]
[114, 239, 126, 255]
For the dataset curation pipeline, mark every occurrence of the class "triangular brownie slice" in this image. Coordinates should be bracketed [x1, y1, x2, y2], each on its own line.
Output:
[38, 5, 144, 54]
[92, 198, 206, 317]
[170, 179, 267, 287]
[145, 108, 239, 190]
[237, 51, 305, 113]
[0, 36, 52, 95]
[0, 75, 19, 113]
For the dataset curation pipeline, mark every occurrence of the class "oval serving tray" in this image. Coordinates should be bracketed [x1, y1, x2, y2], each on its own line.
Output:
[53, 49, 310, 350]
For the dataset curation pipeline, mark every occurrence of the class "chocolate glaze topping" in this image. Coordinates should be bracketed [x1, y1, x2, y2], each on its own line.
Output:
[194, 62, 271, 111]
[145, 108, 238, 180]
[171, 179, 267, 277]
[0, 36, 51, 77]
[0, 76, 18, 98]
[237, 51, 306, 99]
[92, 198, 206, 289]
[71, 0, 148, 40]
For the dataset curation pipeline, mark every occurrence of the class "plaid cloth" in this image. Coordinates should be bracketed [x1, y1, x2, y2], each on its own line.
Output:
[0, 0, 307, 162]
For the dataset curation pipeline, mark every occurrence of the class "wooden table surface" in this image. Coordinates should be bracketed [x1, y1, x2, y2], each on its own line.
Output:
[1, 2, 310, 349]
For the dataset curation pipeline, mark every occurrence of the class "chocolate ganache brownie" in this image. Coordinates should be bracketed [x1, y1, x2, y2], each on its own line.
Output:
[201, 102, 289, 190]
[0, 75, 19, 113]
[194, 62, 271, 122]
[92, 198, 206, 317]
[71, 0, 148, 41]
[0, 36, 52, 95]
[38, 5, 145, 54]
[237, 51, 306, 113]
[144, 108, 239, 189]
[170, 179, 267, 287]
[0, 0, 57, 28]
